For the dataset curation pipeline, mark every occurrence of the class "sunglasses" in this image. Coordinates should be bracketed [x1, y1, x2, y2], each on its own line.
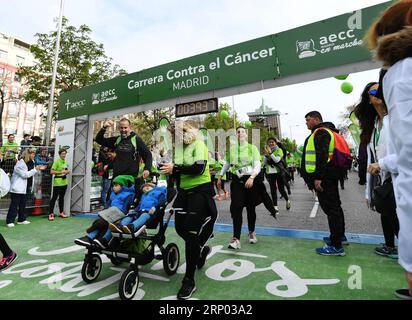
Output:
[369, 89, 378, 96]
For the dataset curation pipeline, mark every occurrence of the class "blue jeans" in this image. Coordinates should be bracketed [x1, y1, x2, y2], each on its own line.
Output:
[101, 178, 111, 208]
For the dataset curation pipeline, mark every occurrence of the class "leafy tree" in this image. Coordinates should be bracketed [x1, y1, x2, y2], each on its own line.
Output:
[17, 17, 126, 123]
[129, 107, 175, 147]
[280, 137, 297, 153]
[204, 102, 239, 131]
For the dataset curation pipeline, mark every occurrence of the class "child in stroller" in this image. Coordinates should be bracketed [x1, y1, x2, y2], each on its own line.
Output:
[108, 182, 167, 236]
[74, 174, 135, 249]
[76, 176, 180, 300]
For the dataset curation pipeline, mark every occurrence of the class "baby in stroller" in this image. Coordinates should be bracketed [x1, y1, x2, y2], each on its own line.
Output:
[74, 175, 135, 249]
[108, 182, 167, 236]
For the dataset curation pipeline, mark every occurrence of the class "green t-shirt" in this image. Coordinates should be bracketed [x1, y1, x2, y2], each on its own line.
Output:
[175, 140, 210, 190]
[286, 155, 296, 166]
[52, 158, 69, 186]
[265, 147, 283, 174]
[1, 141, 19, 160]
[226, 142, 261, 176]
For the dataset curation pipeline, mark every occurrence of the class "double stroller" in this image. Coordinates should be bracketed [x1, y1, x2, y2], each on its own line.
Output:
[76, 178, 180, 300]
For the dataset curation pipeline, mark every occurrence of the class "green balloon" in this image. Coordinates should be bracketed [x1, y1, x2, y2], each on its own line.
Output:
[335, 74, 348, 80]
[159, 118, 169, 127]
[341, 81, 353, 94]
[244, 120, 252, 128]
[220, 110, 229, 119]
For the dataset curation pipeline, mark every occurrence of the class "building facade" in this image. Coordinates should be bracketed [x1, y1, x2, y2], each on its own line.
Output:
[0, 32, 47, 142]
[247, 99, 282, 138]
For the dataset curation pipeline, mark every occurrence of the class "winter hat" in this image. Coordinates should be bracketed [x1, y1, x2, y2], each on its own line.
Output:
[113, 175, 135, 187]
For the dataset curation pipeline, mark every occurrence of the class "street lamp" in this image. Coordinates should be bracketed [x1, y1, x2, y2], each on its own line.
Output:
[278, 112, 288, 139]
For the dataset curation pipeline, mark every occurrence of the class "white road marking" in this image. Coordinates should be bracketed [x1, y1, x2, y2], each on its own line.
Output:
[310, 197, 319, 218]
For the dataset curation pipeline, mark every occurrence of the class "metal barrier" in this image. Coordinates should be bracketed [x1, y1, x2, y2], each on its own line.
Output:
[0, 146, 55, 216]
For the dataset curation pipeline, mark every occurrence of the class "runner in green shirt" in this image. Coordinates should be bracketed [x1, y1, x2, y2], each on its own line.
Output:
[217, 126, 278, 250]
[264, 137, 291, 213]
[49, 149, 70, 221]
[160, 121, 217, 300]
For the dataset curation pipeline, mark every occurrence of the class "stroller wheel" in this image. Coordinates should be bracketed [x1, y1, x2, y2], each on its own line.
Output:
[163, 243, 180, 275]
[119, 266, 139, 300]
[81, 254, 102, 283]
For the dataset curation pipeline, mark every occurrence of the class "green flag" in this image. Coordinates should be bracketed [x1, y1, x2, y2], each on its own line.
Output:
[348, 123, 361, 147]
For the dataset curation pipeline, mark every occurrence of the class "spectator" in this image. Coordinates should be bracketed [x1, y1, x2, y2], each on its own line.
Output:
[6, 148, 46, 227]
[1, 134, 19, 175]
[30, 136, 42, 147]
[49, 149, 70, 221]
[302, 111, 347, 256]
[366, 0, 412, 300]
[97, 147, 116, 208]
[0, 150, 5, 170]
[95, 118, 152, 180]
[355, 82, 399, 259]
[19, 134, 32, 157]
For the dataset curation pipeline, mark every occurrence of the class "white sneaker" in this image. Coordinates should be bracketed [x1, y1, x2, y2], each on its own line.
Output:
[286, 200, 291, 210]
[17, 220, 30, 225]
[274, 206, 279, 215]
[6, 223, 15, 228]
[228, 237, 241, 250]
[248, 231, 258, 244]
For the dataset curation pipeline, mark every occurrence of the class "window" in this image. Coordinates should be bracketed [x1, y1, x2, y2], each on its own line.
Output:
[11, 86, 19, 98]
[3, 86, 9, 98]
[7, 102, 19, 118]
[24, 121, 33, 133]
[0, 49, 7, 60]
[25, 105, 36, 119]
[16, 55, 25, 66]
[4, 119, 16, 134]
[14, 73, 21, 82]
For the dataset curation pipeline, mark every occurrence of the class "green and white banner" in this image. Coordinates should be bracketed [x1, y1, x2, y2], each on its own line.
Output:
[59, 1, 392, 120]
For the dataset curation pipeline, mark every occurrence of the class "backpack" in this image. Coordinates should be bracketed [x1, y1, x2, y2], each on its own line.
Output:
[115, 135, 138, 159]
[115, 135, 137, 149]
[322, 128, 353, 171]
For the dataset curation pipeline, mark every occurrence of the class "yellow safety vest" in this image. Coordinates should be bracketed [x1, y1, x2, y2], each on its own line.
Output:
[304, 128, 335, 173]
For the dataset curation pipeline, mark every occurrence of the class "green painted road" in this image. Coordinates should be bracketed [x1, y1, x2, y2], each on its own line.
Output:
[0, 216, 404, 300]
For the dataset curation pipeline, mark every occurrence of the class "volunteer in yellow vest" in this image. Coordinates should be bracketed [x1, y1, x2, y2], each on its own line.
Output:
[160, 121, 217, 300]
[264, 137, 291, 214]
[49, 149, 70, 221]
[217, 126, 278, 250]
[302, 111, 346, 256]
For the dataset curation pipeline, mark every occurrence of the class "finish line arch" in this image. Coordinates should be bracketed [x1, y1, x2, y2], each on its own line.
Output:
[56, 1, 391, 214]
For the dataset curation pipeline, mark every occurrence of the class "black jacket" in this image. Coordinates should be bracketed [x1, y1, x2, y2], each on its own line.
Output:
[301, 122, 340, 187]
[95, 128, 152, 178]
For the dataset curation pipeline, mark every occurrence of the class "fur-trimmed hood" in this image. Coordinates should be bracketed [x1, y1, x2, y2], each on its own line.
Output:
[376, 26, 412, 66]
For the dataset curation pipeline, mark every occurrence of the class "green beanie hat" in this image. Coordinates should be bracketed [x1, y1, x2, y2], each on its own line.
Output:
[113, 175, 135, 187]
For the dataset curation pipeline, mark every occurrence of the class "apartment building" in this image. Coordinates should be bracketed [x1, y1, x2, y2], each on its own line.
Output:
[0, 32, 47, 142]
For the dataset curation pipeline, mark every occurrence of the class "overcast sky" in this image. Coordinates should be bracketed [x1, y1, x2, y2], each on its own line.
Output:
[1, 0, 389, 145]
